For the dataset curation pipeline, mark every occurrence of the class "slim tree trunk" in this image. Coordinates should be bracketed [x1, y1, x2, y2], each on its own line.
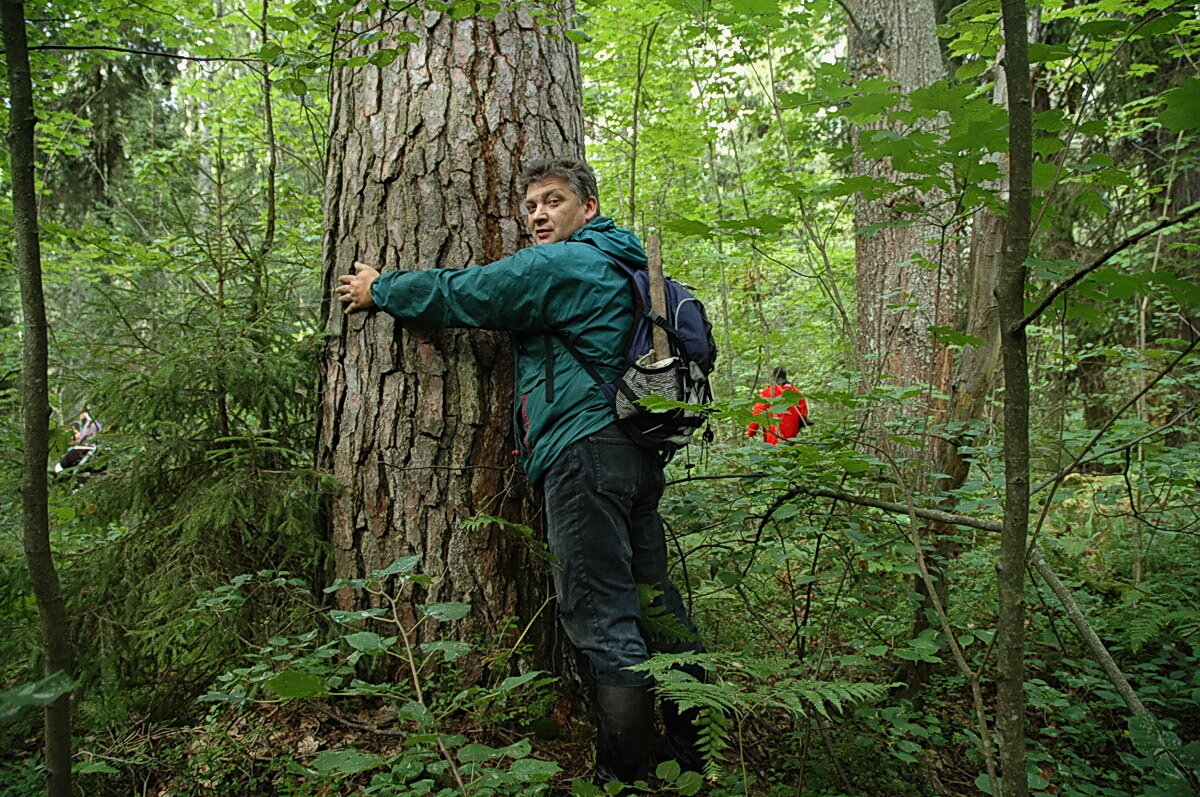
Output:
[903, 52, 1016, 693]
[318, 2, 584, 678]
[997, 0, 1033, 793]
[2, 2, 74, 793]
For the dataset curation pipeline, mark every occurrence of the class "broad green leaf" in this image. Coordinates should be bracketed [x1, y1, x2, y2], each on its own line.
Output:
[198, 691, 251, 705]
[423, 602, 471, 621]
[827, 175, 899, 200]
[1089, 268, 1148, 299]
[74, 760, 119, 775]
[498, 739, 533, 758]
[773, 503, 800, 521]
[399, 700, 434, 728]
[373, 555, 420, 578]
[265, 669, 328, 698]
[1032, 161, 1059, 190]
[676, 770, 704, 795]
[722, 214, 791, 234]
[1079, 18, 1128, 37]
[498, 670, 548, 691]
[843, 79, 901, 122]
[930, 326, 984, 347]
[368, 48, 400, 67]
[664, 218, 713, 238]
[0, 672, 75, 723]
[509, 757, 562, 781]
[266, 14, 299, 32]
[1028, 43, 1072, 63]
[776, 91, 805, 108]
[329, 608, 388, 624]
[278, 77, 309, 96]
[834, 453, 872, 474]
[717, 571, 743, 586]
[344, 631, 393, 652]
[656, 760, 682, 781]
[570, 777, 603, 795]
[1136, 12, 1185, 37]
[310, 748, 386, 774]
[908, 80, 972, 114]
[954, 60, 988, 81]
[324, 578, 366, 593]
[419, 640, 473, 661]
[458, 743, 504, 763]
[1066, 302, 1104, 323]
[259, 42, 284, 62]
[730, 0, 780, 16]
[1159, 77, 1200, 132]
[1034, 136, 1065, 156]
[1029, 257, 1076, 281]
[1149, 273, 1200, 306]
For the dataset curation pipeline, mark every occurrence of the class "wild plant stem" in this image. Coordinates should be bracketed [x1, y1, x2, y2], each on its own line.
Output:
[384, 590, 469, 794]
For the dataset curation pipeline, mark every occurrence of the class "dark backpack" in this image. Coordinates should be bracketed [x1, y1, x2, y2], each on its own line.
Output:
[552, 255, 717, 456]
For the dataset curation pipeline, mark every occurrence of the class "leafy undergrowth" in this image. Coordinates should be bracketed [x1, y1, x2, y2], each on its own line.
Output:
[135, 699, 593, 796]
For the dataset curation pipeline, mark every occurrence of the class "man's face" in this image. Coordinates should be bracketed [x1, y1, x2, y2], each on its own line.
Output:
[524, 177, 598, 245]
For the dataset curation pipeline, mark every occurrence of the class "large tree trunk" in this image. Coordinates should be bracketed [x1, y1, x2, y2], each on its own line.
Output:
[846, 0, 960, 692]
[3, 1, 74, 793]
[318, 4, 583, 678]
[847, 0, 957, 440]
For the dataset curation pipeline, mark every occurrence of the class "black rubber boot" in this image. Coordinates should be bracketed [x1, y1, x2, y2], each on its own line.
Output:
[594, 683, 654, 786]
[656, 698, 705, 773]
[653, 665, 708, 773]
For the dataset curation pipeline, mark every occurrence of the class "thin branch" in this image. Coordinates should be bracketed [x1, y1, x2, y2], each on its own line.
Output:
[1033, 400, 1200, 495]
[797, 484, 1002, 532]
[1025, 549, 1148, 716]
[25, 44, 260, 64]
[836, 0, 864, 34]
[792, 481, 1160, 730]
[1018, 203, 1200, 330]
[1025, 337, 1200, 557]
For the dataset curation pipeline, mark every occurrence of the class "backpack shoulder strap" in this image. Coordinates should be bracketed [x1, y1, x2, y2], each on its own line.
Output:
[553, 331, 643, 407]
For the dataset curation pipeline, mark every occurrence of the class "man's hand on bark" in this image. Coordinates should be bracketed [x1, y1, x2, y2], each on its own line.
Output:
[336, 261, 379, 314]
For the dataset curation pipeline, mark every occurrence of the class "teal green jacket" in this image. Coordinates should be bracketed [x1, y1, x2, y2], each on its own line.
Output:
[369, 216, 645, 483]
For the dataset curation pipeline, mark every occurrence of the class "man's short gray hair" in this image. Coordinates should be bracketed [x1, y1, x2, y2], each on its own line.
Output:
[519, 159, 600, 210]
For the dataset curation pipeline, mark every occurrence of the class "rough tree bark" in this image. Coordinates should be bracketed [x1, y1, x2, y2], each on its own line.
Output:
[318, 3, 584, 677]
[845, 0, 965, 693]
[2, 1, 74, 793]
[846, 0, 957, 432]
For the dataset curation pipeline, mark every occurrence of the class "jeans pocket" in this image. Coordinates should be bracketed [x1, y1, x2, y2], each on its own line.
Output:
[588, 438, 639, 501]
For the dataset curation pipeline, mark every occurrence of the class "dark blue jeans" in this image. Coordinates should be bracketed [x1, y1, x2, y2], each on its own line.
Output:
[542, 422, 704, 686]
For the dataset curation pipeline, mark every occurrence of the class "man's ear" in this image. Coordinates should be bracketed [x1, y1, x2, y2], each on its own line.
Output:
[584, 196, 599, 221]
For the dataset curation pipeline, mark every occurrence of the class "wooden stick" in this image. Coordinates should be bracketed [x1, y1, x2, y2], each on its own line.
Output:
[647, 234, 670, 361]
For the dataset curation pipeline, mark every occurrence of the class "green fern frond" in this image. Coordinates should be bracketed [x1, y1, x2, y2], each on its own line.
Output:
[697, 707, 732, 781]
[1123, 603, 1168, 652]
[637, 584, 701, 644]
[635, 651, 893, 780]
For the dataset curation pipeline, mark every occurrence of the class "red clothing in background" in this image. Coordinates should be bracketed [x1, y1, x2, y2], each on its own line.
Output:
[747, 383, 808, 444]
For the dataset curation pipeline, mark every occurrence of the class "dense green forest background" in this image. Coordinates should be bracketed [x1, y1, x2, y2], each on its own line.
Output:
[2, 0, 1198, 794]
